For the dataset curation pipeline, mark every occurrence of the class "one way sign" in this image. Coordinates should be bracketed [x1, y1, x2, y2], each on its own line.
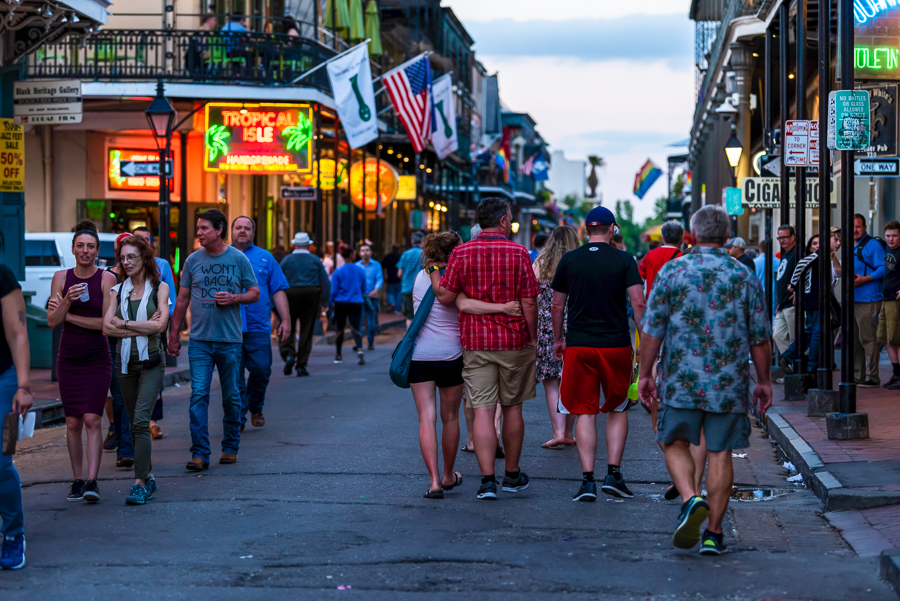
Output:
[120, 160, 173, 178]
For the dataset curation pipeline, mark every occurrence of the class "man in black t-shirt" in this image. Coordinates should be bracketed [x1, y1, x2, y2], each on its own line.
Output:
[551, 206, 646, 502]
[381, 245, 402, 314]
[773, 225, 798, 357]
[725, 237, 756, 272]
[879, 221, 900, 389]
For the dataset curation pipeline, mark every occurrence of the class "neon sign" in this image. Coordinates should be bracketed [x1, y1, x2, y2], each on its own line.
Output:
[347, 159, 399, 211]
[109, 148, 165, 192]
[856, 47, 900, 71]
[855, 0, 900, 24]
[204, 103, 314, 174]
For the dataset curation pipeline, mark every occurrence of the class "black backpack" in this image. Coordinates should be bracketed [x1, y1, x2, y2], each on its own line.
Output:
[855, 234, 888, 274]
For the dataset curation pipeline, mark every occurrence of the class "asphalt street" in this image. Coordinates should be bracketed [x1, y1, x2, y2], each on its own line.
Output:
[1, 330, 895, 600]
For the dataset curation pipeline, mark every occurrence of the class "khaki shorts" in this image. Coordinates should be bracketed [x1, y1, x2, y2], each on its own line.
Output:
[878, 300, 900, 347]
[463, 346, 537, 409]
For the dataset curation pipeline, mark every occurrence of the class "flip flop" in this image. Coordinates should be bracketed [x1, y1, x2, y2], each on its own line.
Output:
[541, 441, 564, 450]
[423, 489, 444, 499]
[442, 472, 463, 491]
[460, 444, 476, 453]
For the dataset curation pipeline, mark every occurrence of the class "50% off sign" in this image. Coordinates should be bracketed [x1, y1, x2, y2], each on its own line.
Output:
[0, 119, 24, 193]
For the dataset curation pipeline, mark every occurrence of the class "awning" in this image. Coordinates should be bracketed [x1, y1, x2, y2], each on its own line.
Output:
[642, 224, 693, 245]
[58, 0, 110, 24]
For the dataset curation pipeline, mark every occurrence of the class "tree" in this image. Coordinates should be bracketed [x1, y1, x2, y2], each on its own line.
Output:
[587, 155, 604, 198]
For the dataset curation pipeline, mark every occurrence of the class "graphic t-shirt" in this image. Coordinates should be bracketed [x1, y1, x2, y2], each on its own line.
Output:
[0, 264, 21, 375]
[551, 242, 643, 348]
[180, 246, 258, 343]
[883, 245, 900, 301]
[774, 247, 798, 312]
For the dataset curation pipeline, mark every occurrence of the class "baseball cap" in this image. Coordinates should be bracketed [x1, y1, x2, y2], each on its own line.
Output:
[585, 206, 617, 227]
[724, 236, 746, 249]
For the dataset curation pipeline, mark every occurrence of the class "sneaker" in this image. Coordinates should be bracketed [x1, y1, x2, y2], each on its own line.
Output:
[887, 379, 900, 391]
[673, 496, 710, 549]
[368, 345, 375, 352]
[125, 483, 150, 506]
[357, 351, 365, 365]
[283, 355, 295, 376]
[334, 354, 343, 364]
[699, 529, 727, 555]
[501, 471, 530, 493]
[573, 480, 597, 502]
[0, 534, 25, 570]
[601, 474, 634, 498]
[778, 356, 794, 375]
[82, 479, 101, 504]
[67, 479, 85, 501]
[856, 378, 880, 388]
[145, 475, 158, 498]
[883, 375, 900, 389]
[102, 428, 116, 451]
[297, 366, 310, 377]
[476, 480, 498, 500]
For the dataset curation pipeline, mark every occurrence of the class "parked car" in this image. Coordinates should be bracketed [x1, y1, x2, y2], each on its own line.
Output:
[21, 232, 119, 309]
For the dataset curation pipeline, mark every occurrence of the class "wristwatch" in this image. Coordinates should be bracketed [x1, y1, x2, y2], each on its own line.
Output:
[426, 265, 441, 274]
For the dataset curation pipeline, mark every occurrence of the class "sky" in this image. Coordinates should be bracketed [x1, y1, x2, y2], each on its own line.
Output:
[443, 0, 695, 222]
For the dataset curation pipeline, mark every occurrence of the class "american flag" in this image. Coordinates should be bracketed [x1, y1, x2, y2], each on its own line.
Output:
[383, 55, 433, 153]
[520, 153, 536, 176]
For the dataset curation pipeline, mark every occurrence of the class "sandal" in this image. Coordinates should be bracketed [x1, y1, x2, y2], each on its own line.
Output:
[423, 489, 444, 499]
[460, 443, 475, 454]
[541, 441, 564, 450]
[442, 472, 463, 491]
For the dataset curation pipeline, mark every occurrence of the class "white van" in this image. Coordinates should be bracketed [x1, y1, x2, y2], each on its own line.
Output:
[21, 232, 119, 309]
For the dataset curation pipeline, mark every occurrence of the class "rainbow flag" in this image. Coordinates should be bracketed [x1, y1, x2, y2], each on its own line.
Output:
[633, 159, 662, 199]
[495, 149, 510, 184]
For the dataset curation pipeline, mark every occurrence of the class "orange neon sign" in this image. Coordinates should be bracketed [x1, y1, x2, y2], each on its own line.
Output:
[348, 159, 399, 211]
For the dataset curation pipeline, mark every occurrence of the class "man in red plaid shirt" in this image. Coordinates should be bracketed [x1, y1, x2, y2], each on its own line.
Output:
[429, 197, 539, 500]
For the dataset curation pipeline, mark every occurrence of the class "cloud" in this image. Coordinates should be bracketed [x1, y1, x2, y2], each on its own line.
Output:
[443, 0, 690, 22]
[466, 15, 693, 67]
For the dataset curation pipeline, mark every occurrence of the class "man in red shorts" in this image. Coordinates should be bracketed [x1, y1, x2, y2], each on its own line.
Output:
[551, 206, 645, 501]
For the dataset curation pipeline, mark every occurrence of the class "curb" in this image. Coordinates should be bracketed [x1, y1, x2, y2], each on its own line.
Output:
[764, 407, 900, 511]
[881, 549, 900, 600]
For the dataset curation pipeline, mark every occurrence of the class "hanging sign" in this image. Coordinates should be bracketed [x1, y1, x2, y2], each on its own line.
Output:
[204, 103, 314, 173]
[281, 186, 317, 200]
[13, 80, 82, 125]
[431, 74, 458, 160]
[740, 177, 837, 208]
[0, 119, 24, 193]
[396, 175, 417, 200]
[326, 44, 379, 149]
[724, 188, 743, 215]
[347, 158, 399, 211]
[828, 91, 870, 151]
[862, 85, 898, 156]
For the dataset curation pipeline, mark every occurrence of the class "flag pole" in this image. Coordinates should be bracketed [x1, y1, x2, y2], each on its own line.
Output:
[290, 39, 372, 85]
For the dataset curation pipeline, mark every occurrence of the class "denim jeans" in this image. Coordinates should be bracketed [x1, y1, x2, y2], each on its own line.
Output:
[783, 310, 820, 373]
[361, 297, 380, 346]
[387, 283, 401, 311]
[239, 331, 273, 423]
[0, 366, 24, 537]
[108, 339, 134, 460]
[188, 341, 243, 461]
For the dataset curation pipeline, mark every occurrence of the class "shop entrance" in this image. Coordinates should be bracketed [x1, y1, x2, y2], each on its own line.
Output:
[77, 199, 182, 265]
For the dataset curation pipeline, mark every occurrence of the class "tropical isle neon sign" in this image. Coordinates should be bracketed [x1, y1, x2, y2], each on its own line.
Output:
[855, 0, 900, 24]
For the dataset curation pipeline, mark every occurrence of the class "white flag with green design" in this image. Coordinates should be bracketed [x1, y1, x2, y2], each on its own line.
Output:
[326, 44, 378, 149]
[431, 74, 458, 160]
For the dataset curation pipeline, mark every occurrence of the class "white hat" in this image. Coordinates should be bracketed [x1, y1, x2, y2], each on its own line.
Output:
[291, 232, 311, 246]
[724, 236, 746, 249]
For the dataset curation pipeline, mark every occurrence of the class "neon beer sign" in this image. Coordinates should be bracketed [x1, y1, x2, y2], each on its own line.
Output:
[854, 4, 900, 80]
[855, 0, 900, 24]
[204, 103, 314, 173]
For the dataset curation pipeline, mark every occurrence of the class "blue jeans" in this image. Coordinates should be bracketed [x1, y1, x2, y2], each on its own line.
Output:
[387, 283, 401, 311]
[783, 310, 820, 373]
[0, 367, 24, 537]
[188, 341, 243, 461]
[239, 331, 272, 423]
[361, 297, 379, 346]
[109, 340, 134, 460]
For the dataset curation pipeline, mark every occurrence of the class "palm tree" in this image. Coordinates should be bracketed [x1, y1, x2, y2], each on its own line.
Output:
[587, 155, 605, 198]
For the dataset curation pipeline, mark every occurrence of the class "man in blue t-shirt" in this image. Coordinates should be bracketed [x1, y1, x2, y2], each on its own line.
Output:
[396, 231, 425, 327]
[356, 242, 383, 350]
[232, 217, 290, 428]
[853, 214, 886, 386]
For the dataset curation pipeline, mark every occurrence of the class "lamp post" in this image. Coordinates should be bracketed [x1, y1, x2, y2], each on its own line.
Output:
[724, 124, 743, 236]
[145, 80, 177, 265]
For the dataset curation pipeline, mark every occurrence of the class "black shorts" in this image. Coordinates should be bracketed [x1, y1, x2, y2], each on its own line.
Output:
[408, 357, 464, 388]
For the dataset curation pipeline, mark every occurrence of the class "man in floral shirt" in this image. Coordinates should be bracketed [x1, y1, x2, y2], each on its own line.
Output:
[638, 205, 772, 556]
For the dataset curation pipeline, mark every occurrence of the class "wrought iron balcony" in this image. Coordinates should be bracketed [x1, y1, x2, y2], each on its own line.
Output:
[23, 30, 339, 93]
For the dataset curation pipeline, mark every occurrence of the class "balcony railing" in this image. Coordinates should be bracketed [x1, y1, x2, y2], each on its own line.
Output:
[23, 30, 339, 93]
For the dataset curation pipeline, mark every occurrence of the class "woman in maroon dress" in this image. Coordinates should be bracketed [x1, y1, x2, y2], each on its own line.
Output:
[48, 221, 117, 504]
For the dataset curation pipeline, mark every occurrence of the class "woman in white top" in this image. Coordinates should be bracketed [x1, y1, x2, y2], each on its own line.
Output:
[411, 232, 521, 499]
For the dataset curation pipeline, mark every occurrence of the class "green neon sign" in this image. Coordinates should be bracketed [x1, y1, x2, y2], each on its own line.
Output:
[856, 47, 900, 71]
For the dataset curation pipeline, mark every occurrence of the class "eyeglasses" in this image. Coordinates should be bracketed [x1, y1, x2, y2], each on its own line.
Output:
[121, 254, 141, 263]
[776, 235, 793, 241]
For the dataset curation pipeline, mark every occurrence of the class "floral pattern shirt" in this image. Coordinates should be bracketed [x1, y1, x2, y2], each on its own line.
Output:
[641, 246, 771, 414]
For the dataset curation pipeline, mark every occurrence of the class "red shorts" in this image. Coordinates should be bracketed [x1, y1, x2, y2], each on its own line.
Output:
[558, 346, 634, 415]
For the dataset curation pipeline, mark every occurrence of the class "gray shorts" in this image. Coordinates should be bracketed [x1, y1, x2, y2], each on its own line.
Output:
[655, 405, 751, 452]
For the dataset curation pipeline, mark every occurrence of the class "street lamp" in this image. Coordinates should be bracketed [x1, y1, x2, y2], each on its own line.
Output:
[724, 124, 743, 236]
[145, 80, 176, 264]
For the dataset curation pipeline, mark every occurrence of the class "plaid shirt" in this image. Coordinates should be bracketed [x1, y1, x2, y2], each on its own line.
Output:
[440, 233, 539, 351]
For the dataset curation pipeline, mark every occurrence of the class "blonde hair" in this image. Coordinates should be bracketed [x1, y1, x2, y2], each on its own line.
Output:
[534, 226, 579, 282]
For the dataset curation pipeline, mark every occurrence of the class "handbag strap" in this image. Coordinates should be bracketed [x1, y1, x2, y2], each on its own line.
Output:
[401, 270, 443, 342]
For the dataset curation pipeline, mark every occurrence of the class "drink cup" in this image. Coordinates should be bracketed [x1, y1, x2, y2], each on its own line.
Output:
[79, 284, 90, 303]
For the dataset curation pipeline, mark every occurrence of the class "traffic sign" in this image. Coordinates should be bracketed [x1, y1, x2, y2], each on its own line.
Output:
[725, 188, 743, 215]
[120, 160, 173, 178]
[280, 186, 316, 200]
[854, 157, 900, 177]
[828, 90, 870, 150]
[13, 80, 82, 125]
[761, 156, 781, 178]
[785, 120, 812, 166]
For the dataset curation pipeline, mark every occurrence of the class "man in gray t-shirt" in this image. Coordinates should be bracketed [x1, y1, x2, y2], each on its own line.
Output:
[169, 210, 260, 471]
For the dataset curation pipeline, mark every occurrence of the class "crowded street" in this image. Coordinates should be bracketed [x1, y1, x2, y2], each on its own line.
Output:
[0, 330, 892, 600]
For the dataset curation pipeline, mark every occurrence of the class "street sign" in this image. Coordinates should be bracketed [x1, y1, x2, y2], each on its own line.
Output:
[741, 177, 837, 208]
[725, 188, 743, 215]
[120, 160, 173, 178]
[13, 80, 82, 125]
[854, 157, 900, 176]
[761, 156, 781, 178]
[809, 120, 820, 164]
[785, 120, 811, 166]
[280, 186, 316, 200]
[828, 90, 870, 150]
